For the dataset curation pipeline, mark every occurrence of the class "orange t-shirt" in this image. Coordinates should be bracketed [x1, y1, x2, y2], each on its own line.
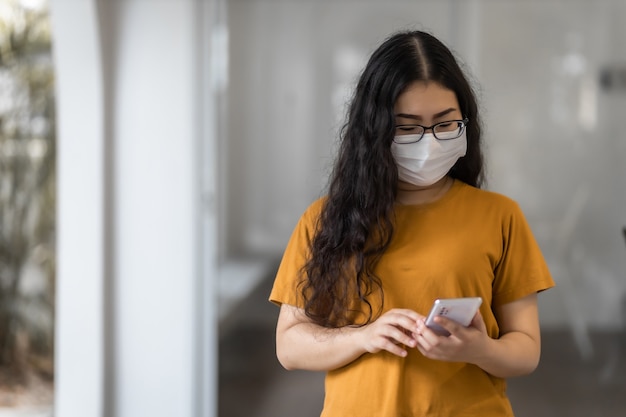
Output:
[269, 180, 555, 417]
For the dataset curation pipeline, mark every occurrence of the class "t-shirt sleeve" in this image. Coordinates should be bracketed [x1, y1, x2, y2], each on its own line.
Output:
[492, 201, 555, 307]
[268, 199, 324, 308]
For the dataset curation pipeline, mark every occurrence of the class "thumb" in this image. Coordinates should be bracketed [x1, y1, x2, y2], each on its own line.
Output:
[470, 310, 487, 332]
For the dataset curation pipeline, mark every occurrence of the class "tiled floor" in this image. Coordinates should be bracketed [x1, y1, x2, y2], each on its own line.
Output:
[219, 276, 626, 417]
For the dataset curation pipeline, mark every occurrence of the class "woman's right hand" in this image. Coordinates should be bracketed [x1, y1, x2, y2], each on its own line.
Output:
[358, 308, 422, 357]
[276, 304, 421, 371]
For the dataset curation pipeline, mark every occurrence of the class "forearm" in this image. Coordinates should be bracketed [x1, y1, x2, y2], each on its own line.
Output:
[276, 304, 421, 371]
[277, 322, 366, 371]
[474, 331, 540, 378]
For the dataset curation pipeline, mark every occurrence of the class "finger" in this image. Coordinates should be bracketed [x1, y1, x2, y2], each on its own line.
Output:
[415, 332, 443, 356]
[378, 336, 409, 357]
[418, 327, 444, 347]
[383, 312, 421, 336]
[417, 318, 445, 341]
[385, 310, 424, 331]
[387, 325, 417, 348]
[418, 321, 448, 342]
[389, 308, 423, 321]
[414, 321, 442, 349]
[470, 311, 487, 332]
[433, 316, 463, 337]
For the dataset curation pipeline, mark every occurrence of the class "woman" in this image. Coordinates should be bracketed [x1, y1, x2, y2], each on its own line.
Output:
[269, 30, 554, 417]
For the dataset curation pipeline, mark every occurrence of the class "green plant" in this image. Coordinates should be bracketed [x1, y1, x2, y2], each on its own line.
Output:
[0, 0, 55, 384]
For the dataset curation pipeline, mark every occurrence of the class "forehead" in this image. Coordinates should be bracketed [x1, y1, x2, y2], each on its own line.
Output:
[394, 81, 459, 116]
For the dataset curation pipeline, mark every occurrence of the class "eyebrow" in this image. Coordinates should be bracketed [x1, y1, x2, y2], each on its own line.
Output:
[395, 107, 458, 121]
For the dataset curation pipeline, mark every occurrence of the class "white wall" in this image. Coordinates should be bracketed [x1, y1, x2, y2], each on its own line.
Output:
[107, 2, 200, 416]
[476, 0, 626, 334]
[51, 0, 105, 415]
[51, 0, 219, 416]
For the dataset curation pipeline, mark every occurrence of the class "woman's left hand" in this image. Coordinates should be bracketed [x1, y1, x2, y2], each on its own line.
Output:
[413, 311, 490, 364]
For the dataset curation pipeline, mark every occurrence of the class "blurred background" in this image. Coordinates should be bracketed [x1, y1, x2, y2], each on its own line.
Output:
[1, 0, 625, 416]
[221, 1, 626, 416]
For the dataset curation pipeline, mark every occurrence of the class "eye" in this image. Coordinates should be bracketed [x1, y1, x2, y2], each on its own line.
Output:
[434, 121, 461, 133]
[395, 125, 422, 134]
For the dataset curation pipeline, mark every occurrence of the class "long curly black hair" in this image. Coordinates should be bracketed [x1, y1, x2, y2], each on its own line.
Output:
[300, 30, 484, 328]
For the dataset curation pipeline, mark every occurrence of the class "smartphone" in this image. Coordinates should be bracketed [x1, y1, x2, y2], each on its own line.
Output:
[425, 297, 483, 336]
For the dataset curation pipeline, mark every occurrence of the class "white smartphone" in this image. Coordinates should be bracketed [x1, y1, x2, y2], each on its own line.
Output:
[425, 297, 483, 336]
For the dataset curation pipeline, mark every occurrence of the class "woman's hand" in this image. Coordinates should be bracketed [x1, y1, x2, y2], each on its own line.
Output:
[358, 308, 422, 357]
[413, 293, 542, 378]
[414, 310, 490, 364]
[276, 304, 421, 371]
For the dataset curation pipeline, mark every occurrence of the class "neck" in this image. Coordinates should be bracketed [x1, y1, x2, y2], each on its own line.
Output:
[396, 176, 454, 205]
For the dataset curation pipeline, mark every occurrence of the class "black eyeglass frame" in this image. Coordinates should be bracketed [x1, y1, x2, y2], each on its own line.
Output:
[393, 117, 469, 144]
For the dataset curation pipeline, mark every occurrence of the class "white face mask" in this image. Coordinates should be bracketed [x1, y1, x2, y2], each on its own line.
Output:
[390, 131, 467, 187]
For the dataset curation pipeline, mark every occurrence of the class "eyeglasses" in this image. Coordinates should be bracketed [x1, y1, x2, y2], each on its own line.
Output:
[393, 118, 469, 144]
